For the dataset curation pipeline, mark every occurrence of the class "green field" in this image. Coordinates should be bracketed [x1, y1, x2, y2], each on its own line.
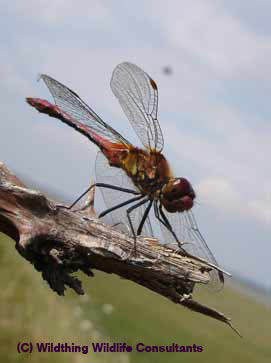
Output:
[1, 232, 270, 362]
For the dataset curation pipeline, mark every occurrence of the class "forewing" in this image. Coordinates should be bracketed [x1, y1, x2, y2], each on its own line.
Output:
[95, 152, 154, 238]
[159, 209, 223, 291]
[40, 74, 131, 146]
[111, 62, 164, 151]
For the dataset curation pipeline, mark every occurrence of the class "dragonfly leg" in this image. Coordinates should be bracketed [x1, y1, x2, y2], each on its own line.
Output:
[154, 201, 184, 250]
[137, 200, 153, 235]
[126, 198, 150, 258]
[99, 195, 144, 218]
[60, 182, 141, 210]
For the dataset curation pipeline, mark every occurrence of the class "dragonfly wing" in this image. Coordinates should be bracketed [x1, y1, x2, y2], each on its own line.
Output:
[111, 62, 164, 152]
[95, 152, 154, 238]
[159, 208, 224, 291]
[39, 74, 131, 146]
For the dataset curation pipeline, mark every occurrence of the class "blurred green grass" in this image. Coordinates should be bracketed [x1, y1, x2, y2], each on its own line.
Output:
[0, 234, 125, 363]
[1, 232, 270, 363]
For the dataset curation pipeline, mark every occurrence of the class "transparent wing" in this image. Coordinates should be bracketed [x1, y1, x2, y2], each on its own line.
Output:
[95, 152, 154, 238]
[40, 74, 131, 146]
[159, 208, 224, 291]
[111, 62, 164, 152]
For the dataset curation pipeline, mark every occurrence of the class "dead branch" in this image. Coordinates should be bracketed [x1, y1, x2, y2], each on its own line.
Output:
[0, 162, 240, 336]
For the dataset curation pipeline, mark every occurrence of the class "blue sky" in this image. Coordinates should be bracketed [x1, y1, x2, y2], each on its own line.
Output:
[0, 1, 270, 288]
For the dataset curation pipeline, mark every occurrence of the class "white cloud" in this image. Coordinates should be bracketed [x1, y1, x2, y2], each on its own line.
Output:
[197, 175, 271, 225]
[0, 59, 32, 97]
[248, 200, 271, 225]
[147, 0, 271, 77]
[5, 0, 115, 30]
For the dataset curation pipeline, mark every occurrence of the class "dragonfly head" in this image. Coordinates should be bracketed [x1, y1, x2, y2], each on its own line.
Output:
[161, 178, 196, 213]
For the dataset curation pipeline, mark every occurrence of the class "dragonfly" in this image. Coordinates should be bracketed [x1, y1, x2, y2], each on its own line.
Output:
[26, 62, 228, 289]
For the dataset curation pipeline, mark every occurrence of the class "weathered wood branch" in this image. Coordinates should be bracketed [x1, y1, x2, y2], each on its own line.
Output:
[0, 162, 240, 336]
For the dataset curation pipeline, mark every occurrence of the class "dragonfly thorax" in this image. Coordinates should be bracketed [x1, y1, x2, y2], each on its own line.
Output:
[161, 177, 195, 213]
[117, 148, 170, 195]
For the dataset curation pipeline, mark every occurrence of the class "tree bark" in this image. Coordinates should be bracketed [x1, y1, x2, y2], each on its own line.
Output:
[0, 162, 240, 336]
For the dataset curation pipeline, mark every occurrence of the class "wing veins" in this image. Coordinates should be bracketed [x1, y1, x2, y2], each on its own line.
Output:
[110, 62, 164, 151]
[40, 74, 131, 146]
[126, 89, 156, 149]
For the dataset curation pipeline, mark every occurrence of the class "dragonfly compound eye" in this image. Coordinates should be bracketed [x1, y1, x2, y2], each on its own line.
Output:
[161, 178, 195, 212]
